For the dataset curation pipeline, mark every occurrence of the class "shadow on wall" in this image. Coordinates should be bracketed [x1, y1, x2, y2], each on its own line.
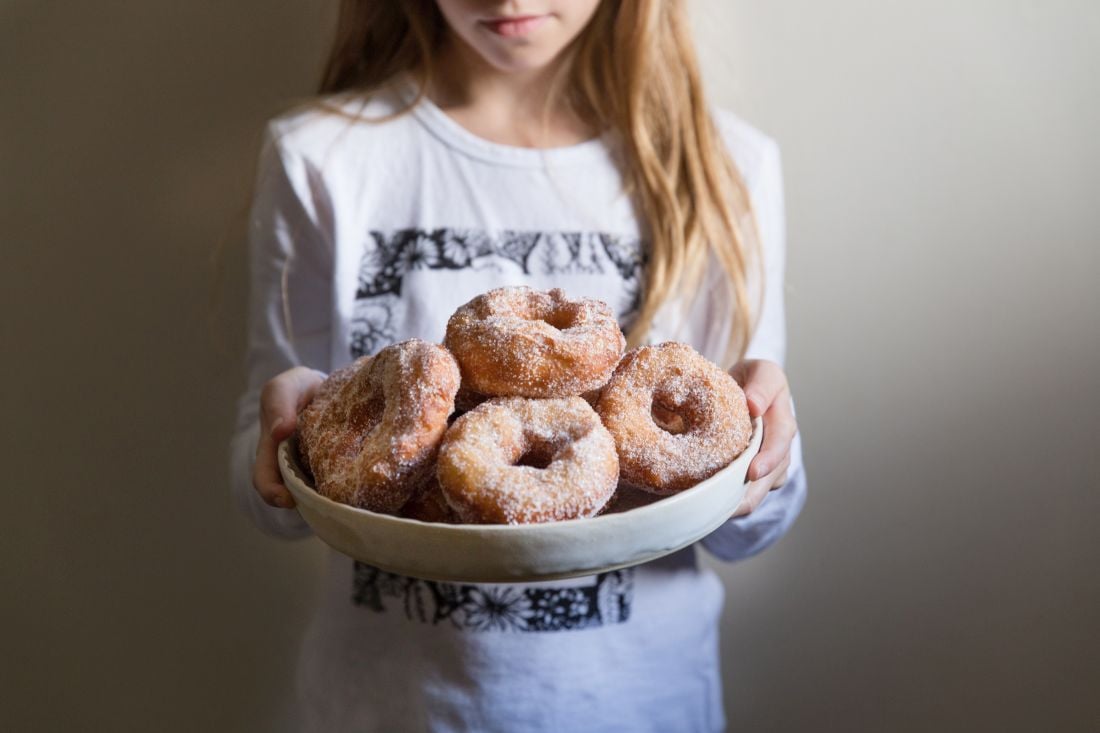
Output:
[3, 2, 336, 732]
[714, 327, 1097, 731]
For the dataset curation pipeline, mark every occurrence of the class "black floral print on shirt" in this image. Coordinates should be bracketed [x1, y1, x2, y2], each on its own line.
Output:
[352, 562, 634, 632]
[350, 227, 644, 358]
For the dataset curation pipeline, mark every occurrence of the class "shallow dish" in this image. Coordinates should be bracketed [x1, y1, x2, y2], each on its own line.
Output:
[278, 416, 762, 583]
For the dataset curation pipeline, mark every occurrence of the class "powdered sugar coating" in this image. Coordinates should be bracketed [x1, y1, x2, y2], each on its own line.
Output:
[444, 286, 626, 398]
[297, 339, 461, 512]
[437, 397, 619, 524]
[596, 342, 753, 494]
[296, 357, 367, 479]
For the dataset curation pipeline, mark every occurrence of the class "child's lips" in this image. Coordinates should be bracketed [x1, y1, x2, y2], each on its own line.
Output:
[479, 14, 550, 38]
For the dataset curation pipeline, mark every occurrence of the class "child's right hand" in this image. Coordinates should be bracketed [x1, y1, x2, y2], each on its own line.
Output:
[252, 366, 327, 509]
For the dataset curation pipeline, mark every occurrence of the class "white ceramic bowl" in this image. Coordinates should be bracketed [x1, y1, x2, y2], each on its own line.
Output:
[278, 417, 762, 583]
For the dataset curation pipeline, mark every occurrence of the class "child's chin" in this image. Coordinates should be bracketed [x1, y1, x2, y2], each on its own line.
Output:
[482, 45, 569, 74]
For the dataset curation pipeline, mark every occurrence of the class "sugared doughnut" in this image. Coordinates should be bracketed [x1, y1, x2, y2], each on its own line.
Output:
[437, 397, 619, 524]
[596, 342, 752, 494]
[296, 357, 365, 479]
[444, 286, 625, 398]
[296, 339, 461, 512]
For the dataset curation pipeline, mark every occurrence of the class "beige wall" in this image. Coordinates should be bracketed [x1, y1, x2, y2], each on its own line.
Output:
[694, 2, 1099, 730]
[3, 1, 1096, 730]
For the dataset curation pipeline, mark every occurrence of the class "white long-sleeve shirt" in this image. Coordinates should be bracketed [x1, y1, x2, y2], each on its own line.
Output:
[229, 84, 806, 732]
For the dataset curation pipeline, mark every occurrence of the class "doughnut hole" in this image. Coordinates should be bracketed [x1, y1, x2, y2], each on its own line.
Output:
[512, 436, 560, 470]
[649, 380, 708, 436]
[546, 306, 581, 330]
[519, 298, 584, 331]
[651, 400, 688, 435]
[515, 448, 555, 469]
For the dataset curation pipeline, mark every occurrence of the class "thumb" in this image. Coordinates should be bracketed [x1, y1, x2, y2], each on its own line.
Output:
[260, 368, 324, 439]
[260, 384, 298, 437]
[730, 360, 785, 419]
[270, 415, 297, 442]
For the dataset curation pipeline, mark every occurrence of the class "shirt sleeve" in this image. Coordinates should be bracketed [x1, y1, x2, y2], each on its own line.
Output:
[700, 136, 808, 562]
[228, 123, 335, 539]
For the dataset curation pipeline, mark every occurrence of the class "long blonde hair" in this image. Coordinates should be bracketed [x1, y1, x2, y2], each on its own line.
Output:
[318, 0, 762, 363]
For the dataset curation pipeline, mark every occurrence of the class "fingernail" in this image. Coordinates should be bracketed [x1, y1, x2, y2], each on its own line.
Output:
[270, 417, 284, 437]
[275, 494, 291, 508]
[754, 461, 770, 480]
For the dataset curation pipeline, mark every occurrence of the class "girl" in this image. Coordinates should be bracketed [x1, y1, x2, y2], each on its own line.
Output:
[232, 1, 806, 730]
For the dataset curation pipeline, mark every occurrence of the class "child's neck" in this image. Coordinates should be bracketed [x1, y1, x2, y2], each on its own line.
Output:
[428, 36, 595, 149]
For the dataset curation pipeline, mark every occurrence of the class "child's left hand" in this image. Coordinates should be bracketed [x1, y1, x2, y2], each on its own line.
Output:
[728, 359, 798, 517]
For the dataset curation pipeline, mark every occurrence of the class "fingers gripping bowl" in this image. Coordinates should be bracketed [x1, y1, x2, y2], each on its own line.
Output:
[279, 286, 761, 582]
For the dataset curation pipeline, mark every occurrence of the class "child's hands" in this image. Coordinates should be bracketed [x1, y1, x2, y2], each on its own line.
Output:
[728, 359, 798, 517]
[252, 367, 327, 509]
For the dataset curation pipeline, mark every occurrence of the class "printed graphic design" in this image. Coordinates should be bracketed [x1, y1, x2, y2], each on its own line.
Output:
[352, 562, 635, 632]
[350, 228, 644, 357]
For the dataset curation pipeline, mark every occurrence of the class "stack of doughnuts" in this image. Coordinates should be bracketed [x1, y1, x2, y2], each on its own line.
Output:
[296, 286, 753, 524]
